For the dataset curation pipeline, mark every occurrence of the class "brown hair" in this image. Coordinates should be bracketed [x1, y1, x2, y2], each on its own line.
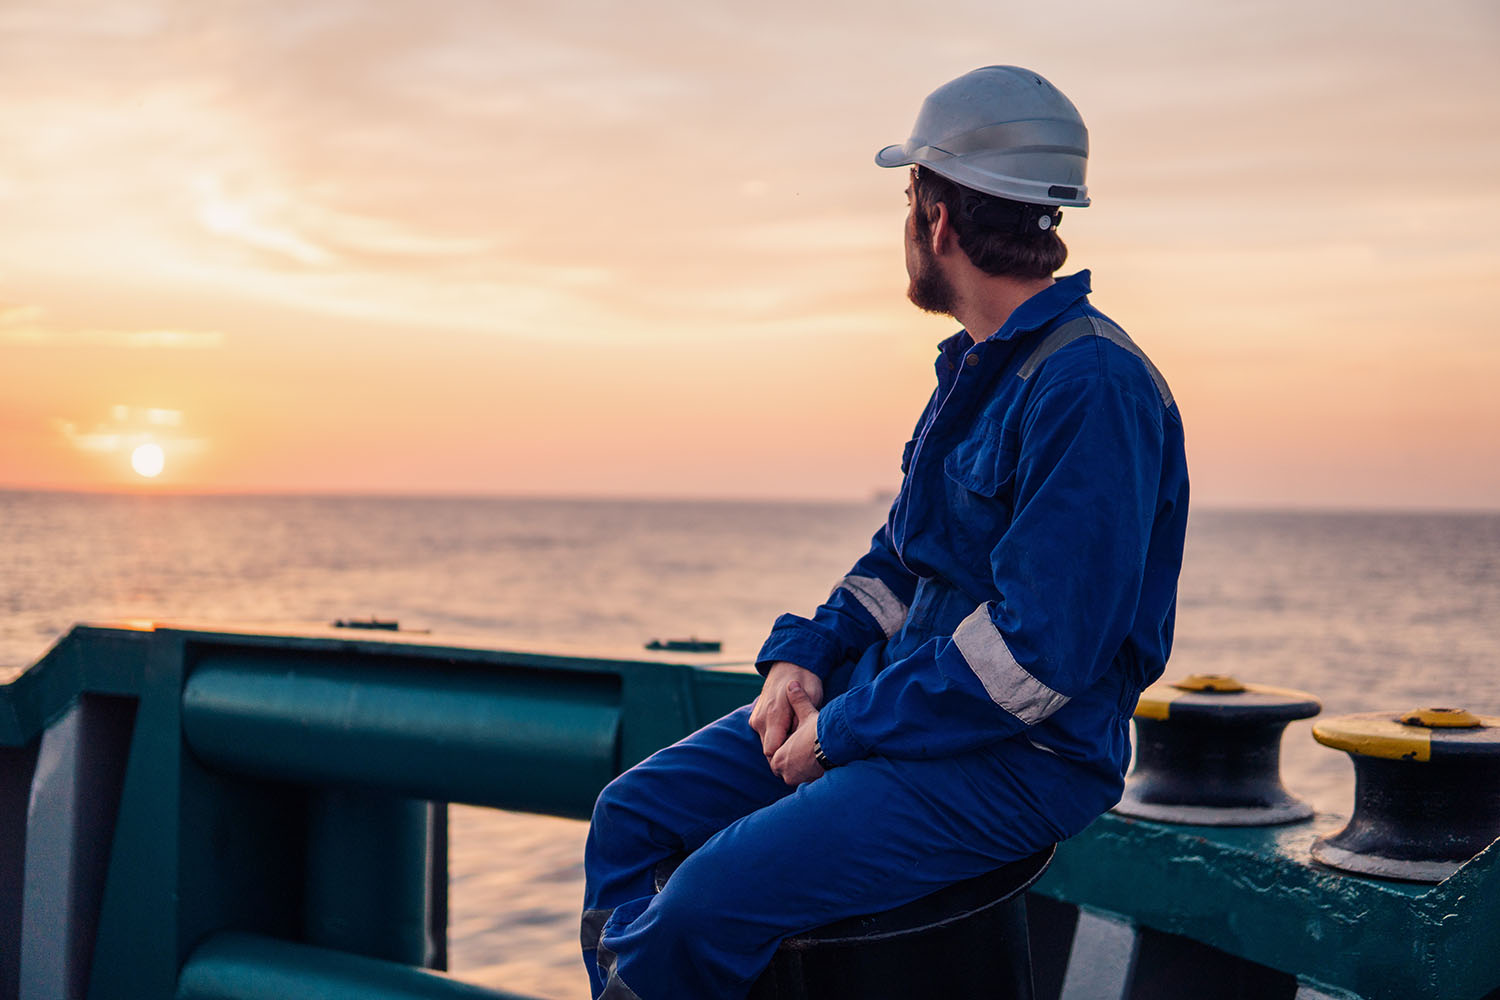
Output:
[911, 168, 1068, 280]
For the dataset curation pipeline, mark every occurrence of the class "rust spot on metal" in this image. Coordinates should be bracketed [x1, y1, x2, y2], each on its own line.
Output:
[1171, 673, 1247, 693]
[1400, 707, 1481, 729]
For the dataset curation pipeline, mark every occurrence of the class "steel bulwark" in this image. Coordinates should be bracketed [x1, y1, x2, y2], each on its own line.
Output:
[6, 623, 1499, 1000]
[0, 623, 764, 1000]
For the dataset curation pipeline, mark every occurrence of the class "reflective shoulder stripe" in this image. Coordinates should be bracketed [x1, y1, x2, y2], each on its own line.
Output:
[833, 574, 908, 638]
[1018, 314, 1174, 407]
[951, 604, 1070, 725]
[581, 907, 611, 950]
[1016, 316, 1094, 380]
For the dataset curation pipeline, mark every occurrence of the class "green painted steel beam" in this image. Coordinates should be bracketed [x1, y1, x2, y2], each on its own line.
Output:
[1, 623, 762, 759]
[176, 932, 538, 1000]
[182, 650, 622, 819]
[0, 626, 151, 747]
[1034, 811, 1500, 1000]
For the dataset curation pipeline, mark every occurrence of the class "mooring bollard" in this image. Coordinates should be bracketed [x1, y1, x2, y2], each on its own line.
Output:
[1310, 706, 1500, 882]
[1116, 674, 1321, 825]
[653, 847, 1053, 1000]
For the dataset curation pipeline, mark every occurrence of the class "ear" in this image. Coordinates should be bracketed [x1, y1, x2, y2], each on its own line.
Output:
[928, 201, 957, 257]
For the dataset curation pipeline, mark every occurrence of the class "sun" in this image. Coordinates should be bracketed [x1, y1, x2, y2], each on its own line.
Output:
[130, 442, 165, 478]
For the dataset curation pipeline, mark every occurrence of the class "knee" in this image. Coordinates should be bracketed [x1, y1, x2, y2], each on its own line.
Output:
[590, 768, 645, 835]
[586, 766, 664, 873]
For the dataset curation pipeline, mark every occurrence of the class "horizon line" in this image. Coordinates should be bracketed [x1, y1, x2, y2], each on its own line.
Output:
[1, 484, 1497, 516]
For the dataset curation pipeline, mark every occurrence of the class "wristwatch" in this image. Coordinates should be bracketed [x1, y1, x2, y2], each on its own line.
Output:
[812, 737, 836, 771]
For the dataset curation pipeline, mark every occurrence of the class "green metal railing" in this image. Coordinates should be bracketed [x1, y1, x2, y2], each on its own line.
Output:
[181, 648, 622, 817]
[0, 623, 760, 1000]
[2, 622, 1497, 1000]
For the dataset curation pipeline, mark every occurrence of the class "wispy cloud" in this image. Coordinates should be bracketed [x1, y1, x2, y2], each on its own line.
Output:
[54, 405, 206, 457]
[0, 303, 44, 326]
[192, 172, 499, 267]
[193, 174, 335, 266]
[0, 304, 224, 348]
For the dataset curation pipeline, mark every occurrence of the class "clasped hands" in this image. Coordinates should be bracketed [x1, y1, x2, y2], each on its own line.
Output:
[748, 661, 827, 786]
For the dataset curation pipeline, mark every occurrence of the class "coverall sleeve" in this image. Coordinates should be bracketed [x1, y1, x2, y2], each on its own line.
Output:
[815, 372, 1165, 763]
[754, 522, 919, 680]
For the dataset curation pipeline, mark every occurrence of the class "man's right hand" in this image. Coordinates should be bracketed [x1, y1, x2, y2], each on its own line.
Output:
[749, 661, 825, 760]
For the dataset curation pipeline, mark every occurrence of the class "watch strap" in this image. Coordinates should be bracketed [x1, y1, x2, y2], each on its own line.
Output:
[812, 738, 836, 771]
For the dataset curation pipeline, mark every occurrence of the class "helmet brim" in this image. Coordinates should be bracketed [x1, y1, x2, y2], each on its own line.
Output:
[874, 143, 914, 168]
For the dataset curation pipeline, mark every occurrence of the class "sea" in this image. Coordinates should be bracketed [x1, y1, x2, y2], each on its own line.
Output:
[3, 490, 1499, 998]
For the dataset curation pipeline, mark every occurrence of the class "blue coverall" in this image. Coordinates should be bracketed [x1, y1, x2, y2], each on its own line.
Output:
[582, 270, 1190, 999]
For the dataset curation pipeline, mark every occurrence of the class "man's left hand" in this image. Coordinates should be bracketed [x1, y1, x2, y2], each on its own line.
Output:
[770, 682, 827, 785]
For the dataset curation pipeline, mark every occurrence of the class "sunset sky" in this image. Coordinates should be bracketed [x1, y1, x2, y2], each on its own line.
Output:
[1, 0, 1497, 507]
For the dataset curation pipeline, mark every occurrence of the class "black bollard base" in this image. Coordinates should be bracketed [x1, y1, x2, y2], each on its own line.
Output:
[664, 846, 1052, 1000]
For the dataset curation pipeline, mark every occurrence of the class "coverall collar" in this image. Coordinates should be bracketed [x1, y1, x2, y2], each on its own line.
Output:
[936, 269, 1093, 361]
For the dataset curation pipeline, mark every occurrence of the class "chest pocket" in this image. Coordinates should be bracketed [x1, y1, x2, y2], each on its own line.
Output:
[943, 418, 1020, 501]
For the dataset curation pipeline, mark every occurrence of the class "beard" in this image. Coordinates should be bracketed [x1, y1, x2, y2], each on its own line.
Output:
[906, 233, 957, 316]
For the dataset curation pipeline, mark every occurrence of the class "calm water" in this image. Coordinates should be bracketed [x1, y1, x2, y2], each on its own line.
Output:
[3, 491, 1499, 997]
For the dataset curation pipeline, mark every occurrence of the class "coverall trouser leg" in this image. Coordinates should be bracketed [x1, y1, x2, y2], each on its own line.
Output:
[582, 702, 1100, 1000]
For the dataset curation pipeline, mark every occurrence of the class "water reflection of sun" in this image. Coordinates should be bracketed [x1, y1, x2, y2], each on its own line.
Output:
[131, 443, 165, 478]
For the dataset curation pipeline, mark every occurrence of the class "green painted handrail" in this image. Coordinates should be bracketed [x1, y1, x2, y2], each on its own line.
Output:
[3, 622, 1497, 1000]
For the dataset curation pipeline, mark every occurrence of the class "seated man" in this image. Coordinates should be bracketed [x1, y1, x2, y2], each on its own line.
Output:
[581, 65, 1189, 1000]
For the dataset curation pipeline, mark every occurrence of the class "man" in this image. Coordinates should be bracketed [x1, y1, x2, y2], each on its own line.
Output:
[582, 66, 1189, 1000]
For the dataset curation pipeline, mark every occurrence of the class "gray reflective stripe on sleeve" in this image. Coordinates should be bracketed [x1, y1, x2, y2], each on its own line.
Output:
[581, 908, 611, 950]
[1018, 315, 1174, 407]
[597, 942, 643, 1000]
[951, 605, 1069, 725]
[833, 574, 908, 637]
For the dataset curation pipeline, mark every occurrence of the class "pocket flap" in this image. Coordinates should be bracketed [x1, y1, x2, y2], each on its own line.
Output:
[943, 420, 1019, 497]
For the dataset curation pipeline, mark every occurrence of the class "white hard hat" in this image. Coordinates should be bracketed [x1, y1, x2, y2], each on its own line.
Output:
[876, 66, 1090, 208]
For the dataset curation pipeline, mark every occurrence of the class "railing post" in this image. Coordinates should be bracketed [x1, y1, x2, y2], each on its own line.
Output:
[0, 739, 41, 998]
[304, 790, 440, 969]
